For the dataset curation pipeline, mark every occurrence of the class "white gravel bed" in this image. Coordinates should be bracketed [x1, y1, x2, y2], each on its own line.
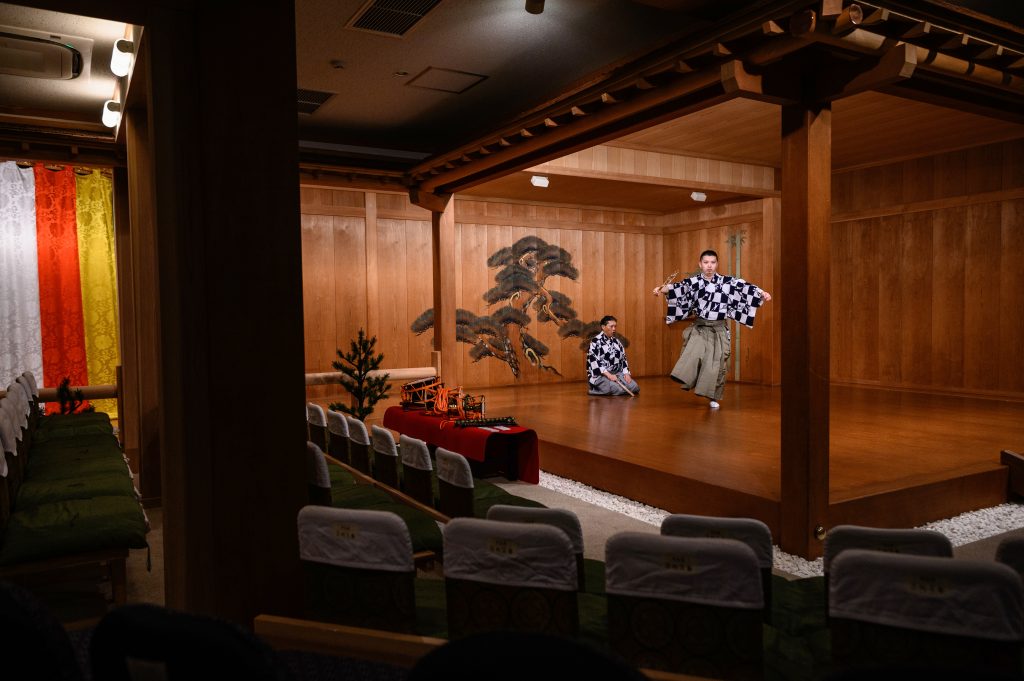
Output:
[539, 470, 1024, 578]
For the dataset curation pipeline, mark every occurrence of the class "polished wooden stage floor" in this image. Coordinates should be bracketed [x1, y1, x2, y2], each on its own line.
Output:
[476, 378, 1024, 535]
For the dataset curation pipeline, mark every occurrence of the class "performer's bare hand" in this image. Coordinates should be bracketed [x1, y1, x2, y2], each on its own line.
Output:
[652, 286, 663, 296]
[762, 291, 772, 302]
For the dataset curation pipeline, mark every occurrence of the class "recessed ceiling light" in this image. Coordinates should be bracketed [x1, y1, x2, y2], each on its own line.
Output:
[530, 175, 549, 188]
[690, 191, 707, 202]
[393, 70, 409, 77]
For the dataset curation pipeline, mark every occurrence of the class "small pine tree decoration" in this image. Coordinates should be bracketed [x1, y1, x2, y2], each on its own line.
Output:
[328, 329, 391, 421]
[56, 377, 95, 415]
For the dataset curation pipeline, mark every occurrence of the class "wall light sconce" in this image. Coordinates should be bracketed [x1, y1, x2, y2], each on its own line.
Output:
[102, 100, 122, 128]
[530, 175, 549, 188]
[690, 191, 707, 202]
[525, 0, 545, 14]
[110, 39, 134, 77]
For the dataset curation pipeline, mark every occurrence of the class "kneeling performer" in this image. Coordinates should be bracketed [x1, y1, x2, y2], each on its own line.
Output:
[586, 315, 639, 396]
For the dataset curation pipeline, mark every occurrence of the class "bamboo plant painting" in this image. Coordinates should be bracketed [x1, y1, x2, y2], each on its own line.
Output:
[411, 235, 628, 378]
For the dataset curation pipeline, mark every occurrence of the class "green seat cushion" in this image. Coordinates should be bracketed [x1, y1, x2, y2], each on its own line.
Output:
[0, 495, 148, 566]
[472, 478, 511, 500]
[327, 462, 357, 487]
[15, 473, 137, 509]
[26, 451, 130, 482]
[36, 413, 112, 431]
[29, 434, 122, 460]
[32, 423, 115, 443]
[414, 577, 448, 639]
[330, 484, 395, 509]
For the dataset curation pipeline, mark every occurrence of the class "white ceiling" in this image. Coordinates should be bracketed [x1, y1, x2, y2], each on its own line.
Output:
[0, 2, 126, 133]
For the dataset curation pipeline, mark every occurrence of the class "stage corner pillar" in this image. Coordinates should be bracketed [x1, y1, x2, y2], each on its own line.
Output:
[147, 2, 306, 624]
[779, 103, 831, 559]
[430, 197, 459, 386]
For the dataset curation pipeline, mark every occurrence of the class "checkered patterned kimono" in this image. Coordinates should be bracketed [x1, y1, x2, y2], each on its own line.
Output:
[663, 274, 765, 327]
[587, 333, 629, 387]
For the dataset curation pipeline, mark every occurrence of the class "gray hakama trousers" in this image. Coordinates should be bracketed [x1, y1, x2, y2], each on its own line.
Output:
[670, 318, 730, 400]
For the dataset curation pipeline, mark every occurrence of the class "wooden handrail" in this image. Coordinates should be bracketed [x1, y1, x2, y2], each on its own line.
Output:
[324, 452, 450, 525]
[305, 367, 436, 387]
[0, 383, 117, 400]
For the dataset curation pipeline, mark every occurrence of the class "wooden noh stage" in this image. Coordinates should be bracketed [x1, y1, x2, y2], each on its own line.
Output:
[479, 378, 1024, 547]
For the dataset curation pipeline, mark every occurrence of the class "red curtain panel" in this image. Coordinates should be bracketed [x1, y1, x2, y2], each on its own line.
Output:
[34, 166, 89, 411]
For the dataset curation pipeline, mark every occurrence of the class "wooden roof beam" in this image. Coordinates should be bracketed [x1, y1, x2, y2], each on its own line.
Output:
[411, 68, 723, 193]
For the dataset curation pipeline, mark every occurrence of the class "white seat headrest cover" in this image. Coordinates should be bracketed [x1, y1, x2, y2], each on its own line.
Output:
[605, 532, 763, 609]
[298, 506, 414, 572]
[444, 518, 577, 591]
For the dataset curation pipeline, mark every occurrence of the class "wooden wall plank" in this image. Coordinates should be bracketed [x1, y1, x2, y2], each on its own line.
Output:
[898, 212, 933, 386]
[963, 203, 1001, 390]
[930, 207, 966, 388]
[1000, 200, 1024, 393]
[876, 216, 903, 385]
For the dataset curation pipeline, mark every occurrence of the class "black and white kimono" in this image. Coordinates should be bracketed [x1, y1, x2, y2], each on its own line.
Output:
[663, 273, 765, 327]
[587, 332, 629, 387]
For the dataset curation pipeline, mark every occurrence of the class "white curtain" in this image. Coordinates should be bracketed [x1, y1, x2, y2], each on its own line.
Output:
[0, 161, 43, 385]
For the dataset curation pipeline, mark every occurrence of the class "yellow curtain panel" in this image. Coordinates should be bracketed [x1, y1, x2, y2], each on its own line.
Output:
[75, 171, 120, 417]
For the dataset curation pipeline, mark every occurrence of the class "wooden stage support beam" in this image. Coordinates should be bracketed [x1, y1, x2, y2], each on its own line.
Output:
[779, 103, 831, 559]
[431, 198, 458, 385]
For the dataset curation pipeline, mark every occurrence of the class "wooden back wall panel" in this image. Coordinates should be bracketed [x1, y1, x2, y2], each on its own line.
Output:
[830, 139, 1024, 398]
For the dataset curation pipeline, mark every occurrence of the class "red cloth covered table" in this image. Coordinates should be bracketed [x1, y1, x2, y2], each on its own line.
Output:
[382, 406, 539, 484]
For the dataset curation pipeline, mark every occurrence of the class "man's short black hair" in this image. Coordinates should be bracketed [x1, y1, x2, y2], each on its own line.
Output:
[700, 249, 718, 260]
[600, 315, 617, 326]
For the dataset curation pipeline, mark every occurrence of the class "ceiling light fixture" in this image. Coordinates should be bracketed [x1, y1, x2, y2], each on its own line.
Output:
[530, 175, 549, 188]
[101, 100, 122, 128]
[110, 39, 134, 77]
[525, 0, 545, 14]
[690, 191, 707, 202]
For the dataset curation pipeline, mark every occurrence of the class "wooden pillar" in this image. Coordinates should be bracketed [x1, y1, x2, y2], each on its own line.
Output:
[147, 2, 306, 622]
[779, 104, 831, 558]
[431, 200, 458, 384]
[123, 105, 162, 504]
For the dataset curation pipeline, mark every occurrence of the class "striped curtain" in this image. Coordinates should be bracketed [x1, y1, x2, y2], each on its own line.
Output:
[0, 161, 120, 416]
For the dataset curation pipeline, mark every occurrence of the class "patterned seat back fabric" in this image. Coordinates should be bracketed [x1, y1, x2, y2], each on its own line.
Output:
[605, 533, 764, 679]
[823, 524, 953, 616]
[996, 536, 1024, 579]
[344, 416, 372, 475]
[399, 434, 434, 507]
[297, 505, 417, 633]
[305, 403, 327, 452]
[487, 504, 586, 590]
[370, 425, 400, 489]
[443, 518, 578, 639]
[829, 549, 1024, 675]
[661, 513, 774, 621]
[325, 410, 350, 462]
[304, 442, 332, 507]
[435, 448, 474, 518]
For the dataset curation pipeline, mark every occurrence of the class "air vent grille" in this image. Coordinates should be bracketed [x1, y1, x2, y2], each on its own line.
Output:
[297, 88, 335, 115]
[349, 0, 442, 37]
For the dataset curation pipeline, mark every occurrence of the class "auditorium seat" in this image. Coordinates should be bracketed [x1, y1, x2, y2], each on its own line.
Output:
[661, 513, 774, 621]
[486, 504, 604, 594]
[443, 517, 579, 639]
[297, 505, 418, 634]
[304, 442, 334, 507]
[829, 549, 1024, 677]
[605, 532, 764, 679]
[996, 536, 1024, 579]
[325, 409, 350, 463]
[304, 442, 442, 556]
[823, 525, 953, 615]
[305, 403, 327, 453]
[399, 434, 435, 507]
[345, 416, 373, 475]
[90, 602, 287, 680]
[370, 425, 400, 489]
[435, 447, 543, 519]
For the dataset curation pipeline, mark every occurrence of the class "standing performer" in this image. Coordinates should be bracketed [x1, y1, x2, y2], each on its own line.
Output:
[586, 315, 639, 396]
[653, 250, 771, 409]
